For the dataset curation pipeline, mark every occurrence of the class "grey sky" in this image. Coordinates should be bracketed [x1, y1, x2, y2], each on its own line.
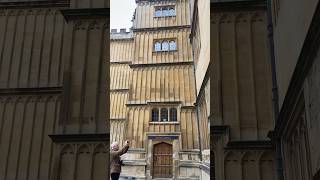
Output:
[110, 0, 136, 31]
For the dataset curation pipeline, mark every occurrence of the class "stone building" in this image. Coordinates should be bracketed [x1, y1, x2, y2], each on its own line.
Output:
[271, 0, 320, 179]
[189, 0, 211, 179]
[110, 0, 210, 179]
[0, 0, 109, 179]
[210, 0, 276, 179]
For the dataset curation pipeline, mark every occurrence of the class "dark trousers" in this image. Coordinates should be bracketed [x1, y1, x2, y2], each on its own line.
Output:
[111, 173, 120, 180]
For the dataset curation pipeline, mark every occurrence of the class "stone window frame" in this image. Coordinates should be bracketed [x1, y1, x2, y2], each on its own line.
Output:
[153, 38, 177, 52]
[150, 106, 178, 123]
[152, 108, 160, 121]
[169, 108, 177, 121]
[154, 5, 176, 18]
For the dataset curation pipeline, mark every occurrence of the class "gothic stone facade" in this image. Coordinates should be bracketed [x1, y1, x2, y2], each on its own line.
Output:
[110, 0, 208, 179]
[210, 1, 276, 180]
[0, 0, 109, 179]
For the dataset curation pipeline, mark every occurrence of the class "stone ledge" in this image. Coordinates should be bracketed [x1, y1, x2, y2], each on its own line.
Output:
[225, 140, 273, 150]
[49, 133, 109, 142]
[0, 87, 63, 95]
[61, 8, 109, 22]
[120, 175, 145, 180]
[0, 0, 69, 8]
[176, 177, 200, 180]
[199, 163, 210, 174]
[178, 161, 201, 168]
[179, 149, 200, 154]
[149, 122, 179, 125]
[123, 159, 147, 166]
[127, 148, 146, 153]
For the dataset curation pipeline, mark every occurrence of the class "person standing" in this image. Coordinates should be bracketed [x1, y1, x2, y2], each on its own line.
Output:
[110, 140, 129, 180]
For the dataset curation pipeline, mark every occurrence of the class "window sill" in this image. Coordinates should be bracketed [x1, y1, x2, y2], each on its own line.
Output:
[152, 50, 178, 53]
[154, 15, 176, 18]
[149, 122, 179, 125]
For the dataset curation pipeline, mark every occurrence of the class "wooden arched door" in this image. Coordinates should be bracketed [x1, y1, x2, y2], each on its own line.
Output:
[153, 142, 173, 178]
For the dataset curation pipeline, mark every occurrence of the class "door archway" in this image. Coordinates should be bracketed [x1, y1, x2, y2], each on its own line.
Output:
[153, 142, 173, 178]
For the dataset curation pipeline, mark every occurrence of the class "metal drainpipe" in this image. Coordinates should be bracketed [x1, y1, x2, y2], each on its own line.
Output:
[190, 34, 203, 162]
[266, 0, 284, 180]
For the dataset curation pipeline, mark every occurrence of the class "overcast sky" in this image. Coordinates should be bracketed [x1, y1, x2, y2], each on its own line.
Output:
[110, 0, 136, 31]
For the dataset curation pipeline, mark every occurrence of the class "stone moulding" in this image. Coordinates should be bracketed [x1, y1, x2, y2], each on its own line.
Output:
[0, 87, 63, 95]
[148, 135, 179, 140]
[49, 133, 109, 142]
[199, 162, 210, 174]
[129, 61, 194, 68]
[61, 8, 109, 22]
[133, 25, 191, 32]
[225, 140, 273, 150]
[123, 159, 147, 166]
[0, 0, 69, 8]
[211, 0, 267, 11]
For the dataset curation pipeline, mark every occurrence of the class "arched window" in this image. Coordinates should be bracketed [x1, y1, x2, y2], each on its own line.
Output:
[162, 8, 169, 16]
[155, 8, 161, 17]
[160, 108, 168, 121]
[154, 41, 161, 51]
[169, 8, 175, 16]
[169, 40, 176, 50]
[152, 108, 159, 121]
[170, 108, 177, 121]
[162, 41, 169, 51]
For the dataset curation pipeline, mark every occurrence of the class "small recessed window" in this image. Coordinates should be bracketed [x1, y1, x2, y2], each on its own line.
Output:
[170, 108, 177, 121]
[169, 41, 176, 50]
[154, 41, 161, 51]
[152, 108, 159, 121]
[151, 107, 178, 123]
[162, 8, 169, 16]
[169, 8, 175, 16]
[162, 41, 169, 51]
[155, 8, 161, 17]
[154, 6, 175, 17]
[154, 39, 177, 52]
[160, 108, 168, 122]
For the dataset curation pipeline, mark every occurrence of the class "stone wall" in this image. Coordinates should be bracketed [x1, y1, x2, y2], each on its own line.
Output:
[305, 49, 320, 177]
[0, 1, 109, 179]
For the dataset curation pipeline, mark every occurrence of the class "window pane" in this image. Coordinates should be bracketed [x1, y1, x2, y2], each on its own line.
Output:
[154, 42, 161, 51]
[155, 8, 161, 17]
[169, 8, 175, 16]
[169, 41, 176, 50]
[163, 8, 169, 16]
[170, 108, 177, 121]
[152, 108, 159, 121]
[162, 41, 169, 51]
[161, 108, 168, 121]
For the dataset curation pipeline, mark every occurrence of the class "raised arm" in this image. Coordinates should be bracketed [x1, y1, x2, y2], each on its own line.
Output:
[114, 141, 129, 156]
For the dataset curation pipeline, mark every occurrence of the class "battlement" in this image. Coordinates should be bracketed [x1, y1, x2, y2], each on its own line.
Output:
[110, 28, 133, 40]
[110, 28, 131, 34]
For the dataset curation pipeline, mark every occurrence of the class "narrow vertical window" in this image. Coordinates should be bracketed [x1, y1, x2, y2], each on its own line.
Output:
[169, 7, 175, 16]
[162, 7, 169, 16]
[155, 7, 161, 17]
[170, 108, 177, 121]
[169, 40, 176, 50]
[161, 108, 168, 121]
[162, 41, 169, 51]
[154, 41, 161, 51]
[152, 108, 159, 121]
